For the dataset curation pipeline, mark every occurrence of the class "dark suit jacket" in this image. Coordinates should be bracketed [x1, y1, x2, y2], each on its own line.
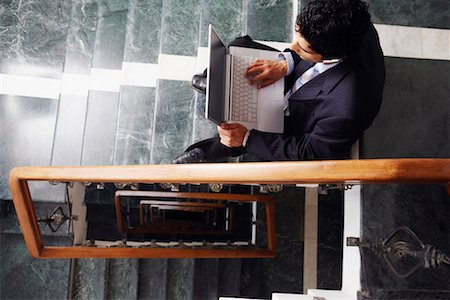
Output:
[245, 24, 385, 160]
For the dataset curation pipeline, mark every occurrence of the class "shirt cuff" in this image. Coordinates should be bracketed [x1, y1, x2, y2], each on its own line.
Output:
[242, 130, 251, 147]
[278, 52, 294, 75]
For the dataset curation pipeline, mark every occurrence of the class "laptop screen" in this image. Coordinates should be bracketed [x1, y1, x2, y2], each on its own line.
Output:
[206, 25, 228, 124]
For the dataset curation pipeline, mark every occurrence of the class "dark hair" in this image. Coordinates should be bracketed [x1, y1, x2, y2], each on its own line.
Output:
[296, 0, 371, 59]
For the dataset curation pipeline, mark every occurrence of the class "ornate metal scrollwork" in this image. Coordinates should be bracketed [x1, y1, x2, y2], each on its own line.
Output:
[318, 184, 353, 195]
[208, 183, 223, 192]
[37, 206, 77, 232]
[160, 183, 179, 191]
[348, 226, 450, 278]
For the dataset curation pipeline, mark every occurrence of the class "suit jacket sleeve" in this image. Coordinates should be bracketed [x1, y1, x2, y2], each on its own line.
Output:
[245, 115, 360, 161]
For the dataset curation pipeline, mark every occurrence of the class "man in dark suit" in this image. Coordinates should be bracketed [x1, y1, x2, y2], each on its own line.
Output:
[173, 0, 385, 163]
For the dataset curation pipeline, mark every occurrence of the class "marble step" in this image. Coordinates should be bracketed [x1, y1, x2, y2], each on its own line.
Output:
[113, 0, 164, 166]
[70, 258, 108, 300]
[138, 258, 169, 299]
[0, 200, 71, 238]
[105, 259, 140, 299]
[217, 258, 243, 297]
[80, 0, 129, 167]
[70, 259, 139, 300]
[149, 0, 202, 164]
[193, 258, 219, 299]
[0, 233, 71, 300]
[166, 258, 195, 299]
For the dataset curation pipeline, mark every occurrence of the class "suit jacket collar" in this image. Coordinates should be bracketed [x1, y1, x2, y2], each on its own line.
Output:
[290, 59, 352, 100]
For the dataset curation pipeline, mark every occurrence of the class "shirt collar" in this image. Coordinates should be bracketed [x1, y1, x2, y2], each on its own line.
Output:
[315, 59, 342, 74]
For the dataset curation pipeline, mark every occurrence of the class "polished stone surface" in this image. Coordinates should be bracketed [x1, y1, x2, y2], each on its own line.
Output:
[193, 258, 219, 299]
[51, 95, 88, 166]
[114, 86, 156, 165]
[81, 91, 120, 166]
[361, 184, 450, 294]
[151, 80, 195, 164]
[124, 0, 163, 63]
[106, 259, 139, 299]
[192, 93, 218, 143]
[317, 189, 344, 289]
[72, 259, 107, 300]
[361, 58, 450, 158]
[247, 0, 293, 42]
[159, 0, 201, 56]
[1, 0, 449, 299]
[366, 0, 450, 30]
[0, 95, 58, 199]
[0, 0, 71, 77]
[92, 0, 129, 69]
[63, 0, 99, 74]
[360, 56, 450, 296]
[0, 234, 70, 300]
[166, 259, 195, 300]
[138, 258, 168, 299]
[198, 0, 246, 47]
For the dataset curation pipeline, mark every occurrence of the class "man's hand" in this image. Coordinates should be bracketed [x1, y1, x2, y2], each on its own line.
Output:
[217, 123, 248, 147]
[245, 59, 287, 88]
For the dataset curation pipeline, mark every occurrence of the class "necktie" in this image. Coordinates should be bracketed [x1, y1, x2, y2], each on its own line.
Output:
[284, 64, 319, 112]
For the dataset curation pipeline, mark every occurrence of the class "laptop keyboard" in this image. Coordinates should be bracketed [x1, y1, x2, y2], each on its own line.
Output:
[231, 55, 258, 123]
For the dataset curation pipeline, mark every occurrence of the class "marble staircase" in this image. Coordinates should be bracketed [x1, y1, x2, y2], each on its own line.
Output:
[3, 0, 449, 298]
[0, 1, 303, 298]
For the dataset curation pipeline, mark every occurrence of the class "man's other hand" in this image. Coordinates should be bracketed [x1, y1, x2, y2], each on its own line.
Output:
[218, 123, 248, 147]
[245, 59, 287, 88]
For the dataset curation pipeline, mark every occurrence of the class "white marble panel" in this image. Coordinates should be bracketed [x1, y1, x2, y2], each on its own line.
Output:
[158, 54, 197, 81]
[61, 73, 90, 97]
[421, 28, 450, 60]
[196, 47, 209, 73]
[0, 74, 60, 99]
[375, 24, 423, 59]
[373, 24, 450, 61]
[122, 62, 159, 87]
[90, 68, 122, 92]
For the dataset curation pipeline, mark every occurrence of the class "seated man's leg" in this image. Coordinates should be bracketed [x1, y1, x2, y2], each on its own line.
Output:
[172, 137, 246, 164]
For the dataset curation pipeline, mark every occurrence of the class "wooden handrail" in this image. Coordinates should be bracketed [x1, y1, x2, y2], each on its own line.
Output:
[10, 159, 450, 185]
[9, 158, 450, 258]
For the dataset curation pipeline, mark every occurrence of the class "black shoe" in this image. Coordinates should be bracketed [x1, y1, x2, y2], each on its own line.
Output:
[171, 148, 205, 164]
[191, 69, 207, 94]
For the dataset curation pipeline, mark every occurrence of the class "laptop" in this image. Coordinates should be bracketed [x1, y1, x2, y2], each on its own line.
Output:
[205, 25, 285, 133]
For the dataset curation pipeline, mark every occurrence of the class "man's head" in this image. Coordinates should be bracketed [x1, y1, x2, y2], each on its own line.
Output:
[295, 0, 371, 61]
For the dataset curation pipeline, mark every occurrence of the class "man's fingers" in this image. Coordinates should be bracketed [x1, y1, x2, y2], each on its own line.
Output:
[258, 78, 275, 88]
[245, 64, 265, 76]
[219, 123, 239, 130]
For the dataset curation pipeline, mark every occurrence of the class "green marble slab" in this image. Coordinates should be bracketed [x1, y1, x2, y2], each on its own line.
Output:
[124, 0, 163, 63]
[64, 0, 99, 74]
[247, 0, 293, 42]
[92, 0, 129, 69]
[0, 0, 72, 77]
[0, 95, 58, 199]
[150, 80, 195, 164]
[159, 0, 201, 56]
[81, 91, 120, 166]
[52, 95, 88, 166]
[114, 86, 156, 165]
[199, 0, 246, 47]
[366, 0, 450, 29]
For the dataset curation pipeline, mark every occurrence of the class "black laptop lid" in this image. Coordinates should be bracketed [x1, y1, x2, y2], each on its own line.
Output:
[206, 25, 228, 124]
